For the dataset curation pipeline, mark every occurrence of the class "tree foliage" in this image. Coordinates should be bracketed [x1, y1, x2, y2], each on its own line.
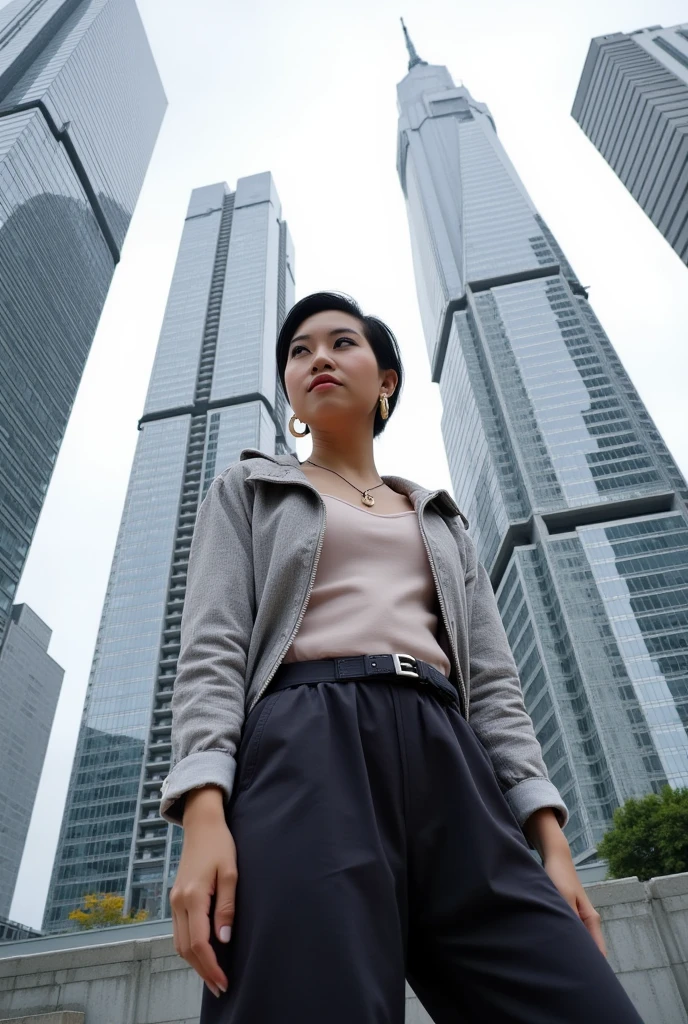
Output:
[68, 892, 149, 930]
[598, 786, 688, 882]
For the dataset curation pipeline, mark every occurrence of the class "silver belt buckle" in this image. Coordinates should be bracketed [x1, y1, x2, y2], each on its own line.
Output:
[392, 653, 420, 678]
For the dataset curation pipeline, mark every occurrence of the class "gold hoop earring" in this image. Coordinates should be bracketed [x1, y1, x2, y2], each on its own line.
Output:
[379, 393, 389, 421]
[289, 413, 309, 437]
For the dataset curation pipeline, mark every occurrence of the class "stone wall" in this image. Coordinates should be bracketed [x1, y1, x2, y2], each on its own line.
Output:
[1, 873, 687, 1023]
[0, 1015, 84, 1024]
[591, 873, 688, 1024]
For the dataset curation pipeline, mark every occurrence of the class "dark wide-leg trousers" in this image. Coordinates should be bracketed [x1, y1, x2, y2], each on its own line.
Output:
[200, 675, 644, 1023]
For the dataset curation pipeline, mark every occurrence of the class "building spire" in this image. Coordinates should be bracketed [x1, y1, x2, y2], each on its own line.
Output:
[400, 17, 427, 71]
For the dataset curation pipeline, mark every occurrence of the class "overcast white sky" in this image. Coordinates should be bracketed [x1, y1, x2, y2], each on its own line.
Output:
[8, 0, 688, 929]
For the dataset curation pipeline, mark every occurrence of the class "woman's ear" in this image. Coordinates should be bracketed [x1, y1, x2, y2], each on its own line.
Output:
[382, 369, 398, 396]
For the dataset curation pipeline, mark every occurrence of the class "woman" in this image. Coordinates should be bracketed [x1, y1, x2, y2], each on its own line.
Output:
[160, 292, 644, 1023]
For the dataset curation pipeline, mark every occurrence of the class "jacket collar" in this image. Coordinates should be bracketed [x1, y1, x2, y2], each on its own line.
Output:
[239, 448, 469, 527]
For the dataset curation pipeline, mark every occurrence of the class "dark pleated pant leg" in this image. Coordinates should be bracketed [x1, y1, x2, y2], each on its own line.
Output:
[200, 680, 409, 1024]
[199, 676, 646, 1023]
[400, 690, 646, 1024]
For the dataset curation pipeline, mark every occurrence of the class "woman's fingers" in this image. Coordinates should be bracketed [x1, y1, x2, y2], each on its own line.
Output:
[172, 903, 215, 996]
[171, 886, 228, 996]
[187, 899, 228, 996]
[577, 893, 607, 957]
[213, 832, 238, 944]
[172, 905, 208, 990]
[542, 852, 608, 959]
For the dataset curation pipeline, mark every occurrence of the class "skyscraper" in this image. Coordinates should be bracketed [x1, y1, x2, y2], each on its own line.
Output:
[0, 0, 166, 647]
[572, 24, 688, 267]
[0, 604, 63, 919]
[42, 173, 295, 932]
[396, 22, 688, 861]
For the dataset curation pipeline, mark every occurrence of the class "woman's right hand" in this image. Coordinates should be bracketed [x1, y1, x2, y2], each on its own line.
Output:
[170, 786, 237, 999]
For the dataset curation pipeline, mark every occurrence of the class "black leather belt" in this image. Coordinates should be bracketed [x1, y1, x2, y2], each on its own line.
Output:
[267, 653, 459, 707]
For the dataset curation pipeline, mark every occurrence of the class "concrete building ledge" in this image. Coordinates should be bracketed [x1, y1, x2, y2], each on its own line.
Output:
[586, 876, 649, 906]
[0, 934, 177, 980]
[0, 1015, 84, 1024]
[649, 873, 688, 899]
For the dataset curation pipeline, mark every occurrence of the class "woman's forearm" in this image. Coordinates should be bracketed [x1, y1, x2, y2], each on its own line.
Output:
[522, 807, 570, 861]
[182, 785, 225, 828]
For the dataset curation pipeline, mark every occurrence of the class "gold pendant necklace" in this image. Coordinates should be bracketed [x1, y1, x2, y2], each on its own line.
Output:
[304, 460, 385, 507]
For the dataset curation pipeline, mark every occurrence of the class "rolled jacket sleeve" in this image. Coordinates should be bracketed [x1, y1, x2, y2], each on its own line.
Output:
[159, 471, 255, 827]
[465, 538, 569, 831]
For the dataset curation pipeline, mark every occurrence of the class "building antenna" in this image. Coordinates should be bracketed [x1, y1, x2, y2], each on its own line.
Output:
[400, 17, 428, 71]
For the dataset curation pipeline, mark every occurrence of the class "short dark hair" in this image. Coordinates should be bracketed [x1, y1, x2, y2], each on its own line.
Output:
[276, 291, 404, 438]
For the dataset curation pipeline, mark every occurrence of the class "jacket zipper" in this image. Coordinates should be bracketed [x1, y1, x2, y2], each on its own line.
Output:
[416, 494, 468, 720]
[246, 487, 327, 714]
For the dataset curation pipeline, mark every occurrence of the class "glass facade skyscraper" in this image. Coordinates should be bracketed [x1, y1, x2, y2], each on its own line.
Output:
[572, 23, 688, 268]
[0, 0, 166, 647]
[42, 173, 295, 932]
[0, 604, 63, 919]
[397, 26, 688, 861]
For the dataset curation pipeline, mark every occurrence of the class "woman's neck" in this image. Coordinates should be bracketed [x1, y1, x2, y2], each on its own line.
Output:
[305, 431, 381, 485]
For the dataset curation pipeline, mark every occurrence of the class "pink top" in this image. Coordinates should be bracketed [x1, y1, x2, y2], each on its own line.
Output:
[283, 493, 451, 677]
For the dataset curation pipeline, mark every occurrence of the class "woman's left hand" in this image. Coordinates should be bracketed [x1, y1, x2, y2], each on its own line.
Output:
[543, 848, 607, 957]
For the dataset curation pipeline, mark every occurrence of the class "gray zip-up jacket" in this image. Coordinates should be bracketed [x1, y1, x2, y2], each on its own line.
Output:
[160, 447, 568, 831]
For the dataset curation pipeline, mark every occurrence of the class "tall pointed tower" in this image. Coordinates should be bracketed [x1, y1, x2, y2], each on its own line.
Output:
[397, 24, 688, 860]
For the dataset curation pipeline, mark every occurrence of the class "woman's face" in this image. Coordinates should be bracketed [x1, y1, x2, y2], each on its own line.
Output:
[283, 309, 397, 433]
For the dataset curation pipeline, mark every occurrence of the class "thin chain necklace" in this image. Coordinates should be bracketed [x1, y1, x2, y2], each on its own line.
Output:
[304, 459, 386, 507]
